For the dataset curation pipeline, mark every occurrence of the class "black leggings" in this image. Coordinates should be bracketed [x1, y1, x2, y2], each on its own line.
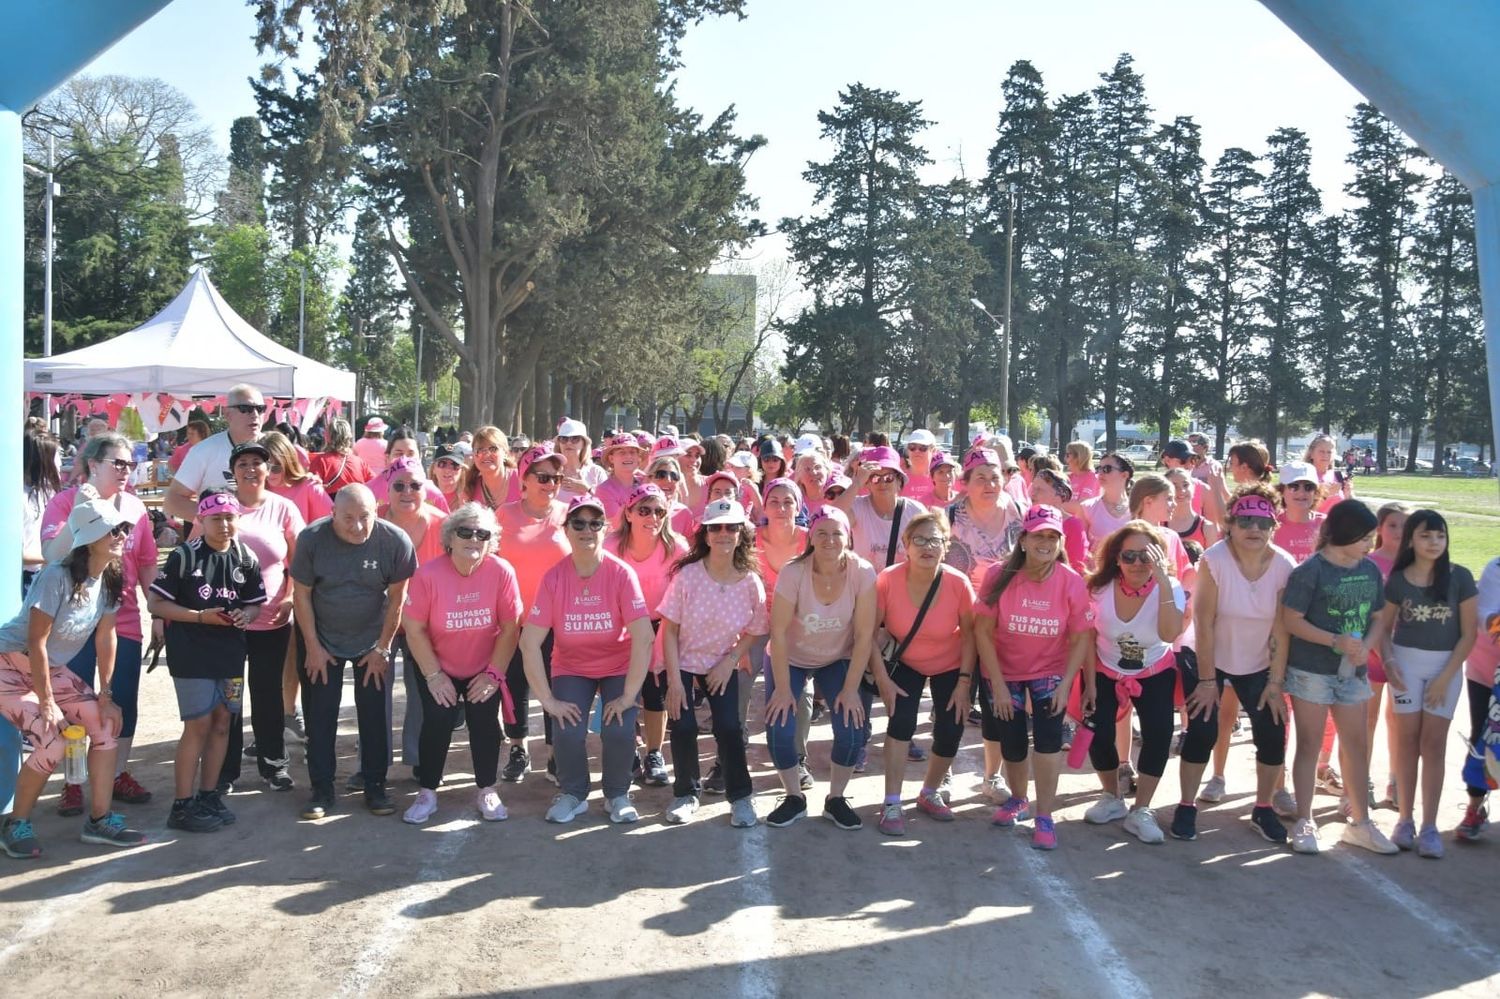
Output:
[413, 668, 504, 790]
[991, 677, 1067, 762]
[1179, 663, 1286, 768]
[1469, 678, 1493, 800]
[222, 625, 293, 784]
[885, 664, 965, 757]
[1088, 667, 1177, 778]
[641, 669, 669, 713]
[504, 630, 553, 743]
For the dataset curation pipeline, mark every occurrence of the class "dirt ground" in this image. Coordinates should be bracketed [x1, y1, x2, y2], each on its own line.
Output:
[2, 667, 1498, 999]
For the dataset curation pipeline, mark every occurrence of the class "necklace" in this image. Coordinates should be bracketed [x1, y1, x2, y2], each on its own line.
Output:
[1103, 494, 1129, 515]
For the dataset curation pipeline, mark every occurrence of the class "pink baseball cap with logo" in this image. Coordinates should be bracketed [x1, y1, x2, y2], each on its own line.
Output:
[963, 448, 1000, 473]
[1022, 504, 1066, 536]
[518, 442, 562, 480]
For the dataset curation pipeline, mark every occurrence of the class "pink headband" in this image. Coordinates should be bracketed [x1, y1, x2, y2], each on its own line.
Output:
[807, 506, 851, 537]
[1230, 495, 1277, 520]
[197, 491, 241, 518]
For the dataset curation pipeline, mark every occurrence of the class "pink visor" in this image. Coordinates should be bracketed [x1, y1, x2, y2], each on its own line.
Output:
[1230, 495, 1277, 520]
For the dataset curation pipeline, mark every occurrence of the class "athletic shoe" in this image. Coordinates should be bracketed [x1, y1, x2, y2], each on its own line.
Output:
[1170, 804, 1198, 841]
[57, 782, 84, 817]
[608, 795, 640, 824]
[702, 762, 726, 795]
[283, 711, 307, 744]
[215, 779, 235, 796]
[729, 798, 758, 828]
[665, 795, 699, 825]
[2, 817, 42, 859]
[1084, 793, 1128, 825]
[983, 773, 1012, 805]
[1291, 817, 1320, 854]
[1124, 807, 1165, 844]
[364, 781, 396, 816]
[643, 750, 670, 787]
[938, 771, 953, 795]
[877, 802, 906, 836]
[1197, 775, 1225, 804]
[1032, 816, 1058, 850]
[991, 796, 1031, 828]
[197, 789, 236, 826]
[169, 797, 223, 833]
[1316, 764, 1343, 794]
[852, 746, 868, 774]
[244, 742, 258, 757]
[916, 789, 955, 822]
[797, 758, 814, 791]
[810, 697, 825, 723]
[823, 795, 862, 831]
[1119, 762, 1138, 795]
[1416, 825, 1444, 859]
[546, 794, 588, 824]
[112, 771, 153, 805]
[545, 756, 558, 786]
[345, 771, 365, 793]
[1391, 818, 1415, 851]
[1456, 800, 1488, 842]
[907, 741, 928, 762]
[80, 811, 146, 849]
[404, 788, 439, 825]
[766, 794, 807, 827]
[1271, 788, 1298, 819]
[301, 783, 335, 820]
[1340, 819, 1399, 855]
[476, 786, 508, 821]
[501, 745, 529, 783]
[266, 767, 295, 792]
[1250, 806, 1288, 844]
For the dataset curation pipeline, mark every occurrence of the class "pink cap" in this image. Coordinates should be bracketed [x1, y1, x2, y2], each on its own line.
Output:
[625, 483, 667, 510]
[518, 443, 562, 480]
[1022, 504, 1066, 536]
[823, 471, 852, 493]
[702, 471, 740, 500]
[931, 450, 957, 472]
[197, 490, 242, 518]
[860, 445, 904, 479]
[383, 455, 426, 484]
[1230, 494, 1278, 520]
[963, 448, 1000, 473]
[649, 435, 685, 460]
[763, 477, 802, 507]
[603, 433, 644, 455]
[566, 493, 606, 518]
[808, 505, 851, 537]
[633, 431, 655, 450]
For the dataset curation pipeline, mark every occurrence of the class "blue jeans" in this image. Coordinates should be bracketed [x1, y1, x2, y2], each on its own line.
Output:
[551, 674, 637, 801]
[67, 633, 144, 739]
[0, 720, 20, 813]
[765, 658, 869, 771]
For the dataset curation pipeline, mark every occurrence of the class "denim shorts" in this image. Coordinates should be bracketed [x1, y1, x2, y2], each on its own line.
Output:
[173, 677, 243, 721]
[1284, 666, 1371, 707]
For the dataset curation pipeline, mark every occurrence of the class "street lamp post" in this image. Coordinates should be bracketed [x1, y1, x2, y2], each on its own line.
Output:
[23, 134, 57, 358]
[970, 296, 1007, 435]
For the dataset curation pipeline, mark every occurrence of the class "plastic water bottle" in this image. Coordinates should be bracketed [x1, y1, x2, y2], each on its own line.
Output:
[1338, 631, 1361, 680]
[62, 724, 88, 784]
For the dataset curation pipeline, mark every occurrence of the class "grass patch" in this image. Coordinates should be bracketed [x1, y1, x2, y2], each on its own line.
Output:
[1352, 472, 1500, 517]
[1445, 519, 1500, 575]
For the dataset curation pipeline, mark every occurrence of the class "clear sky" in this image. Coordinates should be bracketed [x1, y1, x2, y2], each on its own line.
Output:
[77, 0, 1369, 263]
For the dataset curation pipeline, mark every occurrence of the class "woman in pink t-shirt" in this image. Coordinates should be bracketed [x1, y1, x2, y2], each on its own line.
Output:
[370, 432, 450, 513]
[660, 498, 768, 827]
[871, 511, 977, 836]
[606, 482, 688, 789]
[943, 449, 1025, 591]
[1065, 441, 1101, 508]
[929, 451, 958, 507]
[264, 431, 334, 526]
[765, 506, 877, 831]
[974, 505, 1093, 850]
[521, 494, 653, 825]
[400, 503, 524, 825]
[595, 434, 647, 521]
[1274, 462, 1326, 565]
[458, 425, 518, 512]
[1030, 468, 1089, 569]
[1304, 433, 1354, 515]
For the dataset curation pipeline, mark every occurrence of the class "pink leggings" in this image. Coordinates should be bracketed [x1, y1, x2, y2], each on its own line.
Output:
[0, 651, 117, 775]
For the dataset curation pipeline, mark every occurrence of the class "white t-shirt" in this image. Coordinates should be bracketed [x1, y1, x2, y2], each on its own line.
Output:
[1092, 580, 1187, 674]
[173, 431, 239, 495]
[850, 494, 925, 569]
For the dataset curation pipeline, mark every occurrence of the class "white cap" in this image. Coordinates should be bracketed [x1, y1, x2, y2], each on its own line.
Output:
[907, 428, 937, 447]
[727, 451, 756, 469]
[556, 418, 587, 439]
[1278, 460, 1320, 487]
[700, 498, 749, 526]
[794, 432, 824, 456]
[44, 494, 131, 562]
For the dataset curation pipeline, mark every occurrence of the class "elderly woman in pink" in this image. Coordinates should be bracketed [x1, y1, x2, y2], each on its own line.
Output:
[943, 448, 1025, 593]
[596, 434, 648, 519]
[553, 418, 606, 503]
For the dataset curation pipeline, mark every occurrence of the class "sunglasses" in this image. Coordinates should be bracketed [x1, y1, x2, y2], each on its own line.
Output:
[267, 461, 284, 474]
[453, 527, 493, 542]
[705, 523, 740, 534]
[823, 488, 845, 500]
[868, 472, 899, 485]
[907, 444, 931, 453]
[1098, 464, 1123, 474]
[653, 470, 681, 482]
[568, 518, 606, 533]
[390, 481, 422, 493]
[909, 535, 946, 550]
[109, 522, 132, 538]
[558, 436, 584, 444]
[633, 506, 667, 519]
[1118, 550, 1154, 565]
[1284, 481, 1317, 492]
[530, 473, 563, 485]
[230, 403, 267, 415]
[102, 458, 137, 473]
[1232, 515, 1276, 531]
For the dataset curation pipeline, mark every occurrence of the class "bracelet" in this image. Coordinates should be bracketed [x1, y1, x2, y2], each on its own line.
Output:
[483, 666, 504, 685]
[956, 673, 973, 681]
[422, 669, 442, 681]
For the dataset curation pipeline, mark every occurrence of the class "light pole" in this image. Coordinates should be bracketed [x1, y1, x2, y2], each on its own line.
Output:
[23, 134, 58, 358]
[970, 297, 1007, 434]
[413, 321, 424, 432]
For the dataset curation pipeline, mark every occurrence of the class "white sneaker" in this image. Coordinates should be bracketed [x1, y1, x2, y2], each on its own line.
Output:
[1198, 774, 1226, 803]
[984, 773, 1011, 804]
[545, 793, 588, 824]
[1272, 788, 1298, 819]
[475, 786, 508, 821]
[665, 795, 699, 825]
[1123, 807, 1165, 844]
[403, 788, 438, 825]
[729, 797, 758, 828]
[1291, 817, 1320, 854]
[1084, 793, 1128, 825]
[1340, 819, 1399, 855]
[608, 795, 640, 824]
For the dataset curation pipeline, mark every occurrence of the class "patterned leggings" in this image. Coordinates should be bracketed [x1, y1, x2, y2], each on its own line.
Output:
[0, 651, 117, 775]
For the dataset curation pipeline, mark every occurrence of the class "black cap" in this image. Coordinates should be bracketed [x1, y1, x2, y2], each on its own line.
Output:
[1163, 439, 1193, 461]
[228, 439, 271, 469]
[433, 443, 466, 465]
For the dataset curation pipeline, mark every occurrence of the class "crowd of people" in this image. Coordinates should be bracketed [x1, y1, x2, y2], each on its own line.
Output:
[4, 389, 1498, 865]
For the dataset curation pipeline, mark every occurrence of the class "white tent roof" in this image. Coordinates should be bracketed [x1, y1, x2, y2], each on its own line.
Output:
[24, 268, 356, 399]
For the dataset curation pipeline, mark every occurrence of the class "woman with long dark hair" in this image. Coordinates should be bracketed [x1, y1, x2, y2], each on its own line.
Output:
[1080, 453, 1136, 565]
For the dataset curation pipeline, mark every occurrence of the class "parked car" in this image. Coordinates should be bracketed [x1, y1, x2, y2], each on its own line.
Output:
[1119, 444, 1157, 465]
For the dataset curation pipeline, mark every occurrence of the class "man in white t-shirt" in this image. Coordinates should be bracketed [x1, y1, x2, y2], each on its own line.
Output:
[164, 383, 266, 520]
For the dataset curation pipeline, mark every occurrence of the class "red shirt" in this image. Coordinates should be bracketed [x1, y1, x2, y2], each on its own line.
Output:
[307, 451, 372, 495]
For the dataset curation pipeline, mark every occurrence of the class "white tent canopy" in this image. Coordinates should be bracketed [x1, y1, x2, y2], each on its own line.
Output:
[24, 268, 355, 399]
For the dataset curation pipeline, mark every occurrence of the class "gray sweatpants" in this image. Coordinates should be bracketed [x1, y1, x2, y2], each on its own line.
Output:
[551, 674, 637, 801]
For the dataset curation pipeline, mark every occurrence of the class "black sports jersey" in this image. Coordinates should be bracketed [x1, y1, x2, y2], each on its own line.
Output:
[151, 538, 267, 679]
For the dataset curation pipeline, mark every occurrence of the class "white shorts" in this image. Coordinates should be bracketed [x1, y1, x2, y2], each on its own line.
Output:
[1389, 644, 1462, 719]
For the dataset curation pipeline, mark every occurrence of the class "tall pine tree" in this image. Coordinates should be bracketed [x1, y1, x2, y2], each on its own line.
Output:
[1197, 147, 1263, 451]
[1256, 127, 1320, 445]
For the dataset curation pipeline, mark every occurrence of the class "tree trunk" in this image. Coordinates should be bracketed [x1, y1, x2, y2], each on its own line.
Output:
[1406, 420, 1422, 473]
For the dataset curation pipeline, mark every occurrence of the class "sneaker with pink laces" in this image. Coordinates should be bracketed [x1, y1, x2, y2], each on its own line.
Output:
[915, 789, 955, 822]
[991, 795, 1031, 828]
[476, 786, 508, 821]
[1032, 816, 1057, 850]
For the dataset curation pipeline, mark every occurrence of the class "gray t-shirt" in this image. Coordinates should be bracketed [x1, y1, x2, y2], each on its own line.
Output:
[1282, 553, 1386, 676]
[0, 563, 118, 664]
[289, 518, 417, 658]
[1386, 564, 1478, 652]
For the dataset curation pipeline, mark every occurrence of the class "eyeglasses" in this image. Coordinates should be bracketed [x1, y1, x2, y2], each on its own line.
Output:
[869, 472, 898, 485]
[267, 461, 284, 474]
[653, 470, 680, 482]
[475, 446, 501, 457]
[530, 473, 563, 484]
[453, 527, 493, 541]
[568, 518, 606, 533]
[634, 506, 667, 519]
[909, 535, 946, 550]
[1118, 550, 1154, 565]
[109, 522, 132, 538]
[230, 403, 267, 415]
[1284, 481, 1317, 493]
[102, 458, 137, 473]
[705, 523, 739, 534]
[1233, 515, 1276, 531]
[390, 481, 421, 493]
[823, 488, 845, 500]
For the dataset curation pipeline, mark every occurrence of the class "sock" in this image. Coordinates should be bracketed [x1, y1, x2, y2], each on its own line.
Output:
[1256, 801, 1272, 809]
[173, 797, 193, 810]
[885, 793, 901, 805]
[89, 813, 109, 823]
[1180, 801, 1195, 809]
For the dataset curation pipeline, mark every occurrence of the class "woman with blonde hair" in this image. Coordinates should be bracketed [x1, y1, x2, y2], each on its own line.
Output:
[1064, 441, 1100, 504]
[263, 431, 334, 525]
[1303, 433, 1354, 515]
[458, 426, 517, 511]
[306, 418, 371, 495]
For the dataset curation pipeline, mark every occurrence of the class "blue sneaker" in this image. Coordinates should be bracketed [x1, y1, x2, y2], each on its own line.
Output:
[80, 811, 146, 849]
[2, 817, 42, 859]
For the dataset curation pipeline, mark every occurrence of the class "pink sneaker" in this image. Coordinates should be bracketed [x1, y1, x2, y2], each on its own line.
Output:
[476, 786, 508, 821]
[877, 802, 906, 836]
[991, 796, 1031, 828]
[915, 789, 955, 822]
[1032, 815, 1057, 850]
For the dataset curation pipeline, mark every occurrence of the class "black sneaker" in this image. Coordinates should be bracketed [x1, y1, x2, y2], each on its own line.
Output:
[1250, 805, 1288, 844]
[215, 779, 235, 796]
[301, 782, 335, 821]
[702, 762, 726, 795]
[266, 767, 295, 792]
[823, 795, 863, 831]
[168, 797, 224, 833]
[364, 780, 395, 816]
[501, 744, 529, 783]
[644, 750, 670, 787]
[198, 789, 236, 826]
[766, 794, 807, 828]
[797, 756, 814, 791]
[346, 771, 365, 793]
[1170, 803, 1197, 841]
[243, 742, 258, 757]
[545, 756, 558, 786]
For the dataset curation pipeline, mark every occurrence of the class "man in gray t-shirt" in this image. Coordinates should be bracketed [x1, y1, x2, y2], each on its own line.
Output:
[289, 485, 416, 817]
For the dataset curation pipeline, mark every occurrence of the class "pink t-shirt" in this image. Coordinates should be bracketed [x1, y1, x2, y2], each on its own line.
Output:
[1071, 470, 1102, 503]
[369, 476, 451, 514]
[1082, 495, 1133, 556]
[496, 499, 570, 611]
[657, 560, 769, 674]
[607, 535, 686, 621]
[1467, 556, 1500, 684]
[668, 502, 697, 541]
[901, 473, 935, 506]
[353, 437, 388, 475]
[270, 477, 333, 525]
[1315, 468, 1348, 515]
[404, 555, 523, 679]
[384, 506, 448, 567]
[595, 475, 638, 521]
[1274, 513, 1324, 564]
[528, 551, 649, 678]
[756, 527, 808, 596]
[234, 493, 304, 632]
[1200, 541, 1297, 676]
[773, 554, 878, 668]
[876, 562, 974, 676]
[41, 486, 156, 643]
[981, 562, 1093, 681]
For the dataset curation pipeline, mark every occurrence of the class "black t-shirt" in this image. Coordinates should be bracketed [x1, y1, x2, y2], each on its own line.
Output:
[151, 538, 267, 679]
